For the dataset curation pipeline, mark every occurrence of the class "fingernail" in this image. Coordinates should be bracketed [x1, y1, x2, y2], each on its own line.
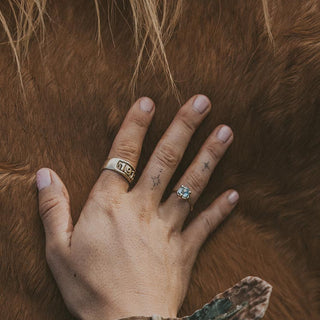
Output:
[36, 168, 51, 191]
[140, 97, 154, 112]
[228, 191, 239, 204]
[192, 95, 210, 114]
[217, 126, 232, 143]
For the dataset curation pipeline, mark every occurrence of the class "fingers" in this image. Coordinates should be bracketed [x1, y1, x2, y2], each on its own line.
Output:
[36, 168, 73, 253]
[162, 124, 234, 229]
[135, 95, 211, 205]
[92, 97, 155, 194]
[182, 189, 239, 258]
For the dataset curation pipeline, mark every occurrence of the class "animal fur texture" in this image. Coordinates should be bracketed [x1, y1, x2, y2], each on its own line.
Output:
[0, 0, 319, 319]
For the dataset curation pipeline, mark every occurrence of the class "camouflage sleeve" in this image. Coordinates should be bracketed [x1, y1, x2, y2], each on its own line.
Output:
[117, 276, 272, 320]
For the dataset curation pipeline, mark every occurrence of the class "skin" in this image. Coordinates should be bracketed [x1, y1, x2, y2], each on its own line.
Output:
[36, 94, 239, 320]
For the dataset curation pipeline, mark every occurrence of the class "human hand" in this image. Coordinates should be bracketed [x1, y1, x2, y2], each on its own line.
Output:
[36, 95, 239, 320]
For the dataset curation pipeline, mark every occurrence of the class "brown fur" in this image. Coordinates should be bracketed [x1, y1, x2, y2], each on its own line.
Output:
[0, 0, 319, 319]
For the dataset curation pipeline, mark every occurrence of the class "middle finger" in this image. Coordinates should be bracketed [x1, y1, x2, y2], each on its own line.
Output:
[134, 94, 211, 205]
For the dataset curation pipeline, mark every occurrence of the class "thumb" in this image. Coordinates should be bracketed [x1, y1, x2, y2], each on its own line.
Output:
[36, 168, 73, 248]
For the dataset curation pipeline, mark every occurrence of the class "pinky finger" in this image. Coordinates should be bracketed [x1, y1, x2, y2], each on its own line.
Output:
[182, 189, 239, 255]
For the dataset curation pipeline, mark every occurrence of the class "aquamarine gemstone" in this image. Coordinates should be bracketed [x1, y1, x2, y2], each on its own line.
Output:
[177, 185, 191, 199]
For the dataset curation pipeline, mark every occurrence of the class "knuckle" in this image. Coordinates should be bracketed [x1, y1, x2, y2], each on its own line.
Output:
[87, 189, 121, 217]
[136, 200, 154, 222]
[182, 237, 199, 263]
[220, 204, 232, 218]
[201, 214, 215, 233]
[115, 140, 140, 161]
[130, 113, 150, 129]
[211, 201, 230, 225]
[183, 245, 196, 264]
[206, 141, 222, 163]
[177, 109, 196, 134]
[186, 171, 205, 194]
[88, 191, 109, 211]
[155, 142, 181, 169]
[40, 197, 60, 221]
[138, 196, 154, 213]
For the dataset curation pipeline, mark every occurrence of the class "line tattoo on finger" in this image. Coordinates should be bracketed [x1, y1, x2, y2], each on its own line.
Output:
[202, 161, 210, 172]
[151, 169, 162, 190]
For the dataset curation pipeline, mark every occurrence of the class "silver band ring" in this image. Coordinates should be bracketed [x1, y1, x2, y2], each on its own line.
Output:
[172, 185, 193, 212]
[101, 158, 136, 184]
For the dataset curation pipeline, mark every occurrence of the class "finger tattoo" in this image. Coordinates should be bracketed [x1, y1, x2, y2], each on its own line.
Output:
[202, 161, 210, 172]
[151, 169, 163, 190]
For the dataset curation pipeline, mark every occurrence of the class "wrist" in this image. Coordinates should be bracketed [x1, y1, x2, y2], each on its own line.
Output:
[99, 291, 179, 320]
[103, 304, 178, 320]
[79, 301, 177, 320]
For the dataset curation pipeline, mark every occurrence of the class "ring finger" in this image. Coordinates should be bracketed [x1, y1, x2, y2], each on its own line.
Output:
[161, 124, 234, 230]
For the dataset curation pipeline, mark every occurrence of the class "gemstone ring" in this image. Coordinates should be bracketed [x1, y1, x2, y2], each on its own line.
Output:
[173, 185, 193, 212]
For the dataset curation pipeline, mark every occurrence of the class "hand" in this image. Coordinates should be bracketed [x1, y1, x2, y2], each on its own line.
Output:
[36, 95, 239, 320]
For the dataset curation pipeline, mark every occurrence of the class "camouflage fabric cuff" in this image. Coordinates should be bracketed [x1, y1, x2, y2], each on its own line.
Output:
[117, 276, 272, 320]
